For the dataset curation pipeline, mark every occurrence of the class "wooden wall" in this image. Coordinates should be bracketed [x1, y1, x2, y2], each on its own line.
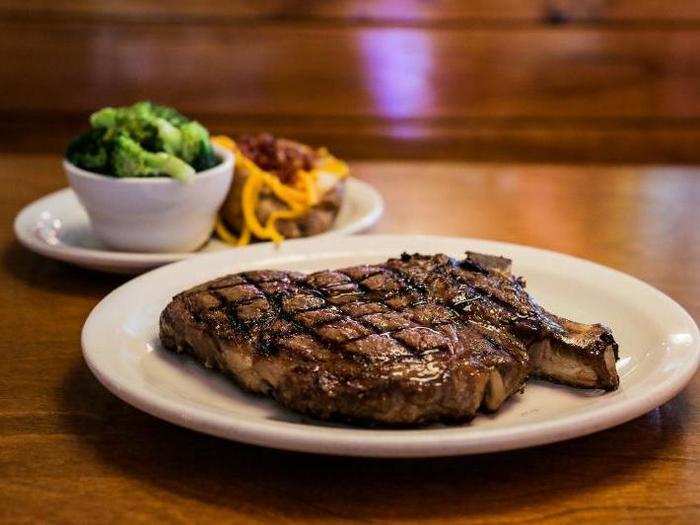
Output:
[1, 1, 699, 162]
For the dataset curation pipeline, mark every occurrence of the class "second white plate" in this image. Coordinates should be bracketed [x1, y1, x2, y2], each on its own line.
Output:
[14, 177, 384, 273]
[82, 235, 699, 457]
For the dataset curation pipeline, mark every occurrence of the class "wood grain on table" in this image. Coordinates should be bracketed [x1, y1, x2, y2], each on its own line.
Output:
[2, 0, 700, 163]
[1, 154, 698, 523]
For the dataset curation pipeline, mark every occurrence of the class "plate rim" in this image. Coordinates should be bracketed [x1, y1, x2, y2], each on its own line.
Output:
[14, 178, 384, 271]
[81, 234, 700, 457]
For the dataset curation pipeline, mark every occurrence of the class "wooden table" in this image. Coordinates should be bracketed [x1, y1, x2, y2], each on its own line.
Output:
[1, 155, 699, 523]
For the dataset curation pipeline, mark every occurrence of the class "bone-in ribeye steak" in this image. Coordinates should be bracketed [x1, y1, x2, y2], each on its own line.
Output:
[159, 252, 619, 425]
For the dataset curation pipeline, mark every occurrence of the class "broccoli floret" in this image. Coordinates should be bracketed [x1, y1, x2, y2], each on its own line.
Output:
[152, 118, 182, 155]
[179, 121, 219, 171]
[90, 103, 155, 144]
[112, 134, 194, 183]
[65, 128, 111, 173]
[71, 101, 216, 180]
[90, 102, 184, 155]
[89, 107, 118, 130]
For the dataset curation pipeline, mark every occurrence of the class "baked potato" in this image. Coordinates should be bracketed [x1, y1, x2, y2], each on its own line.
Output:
[212, 134, 348, 245]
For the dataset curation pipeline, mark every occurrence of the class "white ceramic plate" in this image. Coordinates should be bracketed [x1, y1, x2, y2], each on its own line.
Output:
[14, 178, 383, 273]
[82, 235, 699, 457]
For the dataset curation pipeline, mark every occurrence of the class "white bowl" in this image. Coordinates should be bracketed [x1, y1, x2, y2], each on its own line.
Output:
[65, 144, 234, 253]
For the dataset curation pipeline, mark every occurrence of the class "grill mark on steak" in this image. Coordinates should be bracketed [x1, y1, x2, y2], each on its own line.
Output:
[219, 272, 415, 364]
[392, 257, 530, 329]
[160, 251, 619, 426]
[206, 274, 320, 359]
[252, 266, 499, 362]
[295, 274, 437, 358]
[316, 269, 463, 359]
[378, 260, 528, 361]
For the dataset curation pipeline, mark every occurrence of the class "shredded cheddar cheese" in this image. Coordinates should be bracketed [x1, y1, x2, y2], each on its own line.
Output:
[212, 135, 349, 246]
[214, 217, 238, 245]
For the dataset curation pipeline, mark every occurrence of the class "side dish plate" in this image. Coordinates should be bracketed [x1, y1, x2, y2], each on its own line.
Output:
[81, 235, 699, 457]
[14, 178, 383, 273]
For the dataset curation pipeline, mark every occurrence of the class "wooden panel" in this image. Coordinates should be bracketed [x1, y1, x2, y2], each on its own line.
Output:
[1, 19, 699, 161]
[3, 23, 696, 119]
[2, 1, 700, 24]
[1, 154, 699, 523]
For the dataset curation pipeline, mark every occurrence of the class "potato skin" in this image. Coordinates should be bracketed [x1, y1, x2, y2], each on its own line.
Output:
[220, 166, 346, 240]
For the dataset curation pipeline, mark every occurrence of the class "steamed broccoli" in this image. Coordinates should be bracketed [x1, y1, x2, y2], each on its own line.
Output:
[67, 101, 219, 180]
[90, 102, 172, 146]
[179, 121, 218, 171]
[112, 134, 194, 183]
[66, 128, 111, 173]
[90, 102, 154, 144]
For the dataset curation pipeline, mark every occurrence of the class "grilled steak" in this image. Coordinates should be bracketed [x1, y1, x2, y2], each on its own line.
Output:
[159, 252, 619, 425]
